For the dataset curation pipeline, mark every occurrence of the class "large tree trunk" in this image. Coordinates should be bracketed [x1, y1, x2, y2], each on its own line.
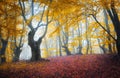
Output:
[116, 38, 120, 55]
[0, 39, 8, 63]
[107, 3, 120, 55]
[30, 41, 41, 61]
[28, 31, 42, 61]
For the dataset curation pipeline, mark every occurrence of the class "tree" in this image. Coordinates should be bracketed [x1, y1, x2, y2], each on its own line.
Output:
[0, 1, 21, 63]
[12, 21, 25, 62]
[76, 22, 83, 54]
[105, 0, 120, 55]
[19, 0, 52, 61]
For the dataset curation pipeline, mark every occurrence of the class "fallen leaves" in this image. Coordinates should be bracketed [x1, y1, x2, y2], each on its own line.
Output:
[0, 54, 120, 78]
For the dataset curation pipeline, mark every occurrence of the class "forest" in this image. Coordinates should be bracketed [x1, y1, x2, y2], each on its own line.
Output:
[0, 0, 120, 78]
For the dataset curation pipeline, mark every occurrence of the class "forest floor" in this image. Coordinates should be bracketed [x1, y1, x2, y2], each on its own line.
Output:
[0, 54, 120, 78]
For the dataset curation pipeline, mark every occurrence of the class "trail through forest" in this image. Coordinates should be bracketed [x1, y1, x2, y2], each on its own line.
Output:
[0, 54, 120, 78]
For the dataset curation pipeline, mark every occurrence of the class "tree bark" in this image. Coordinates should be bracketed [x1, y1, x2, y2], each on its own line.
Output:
[62, 46, 71, 55]
[116, 38, 120, 55]
[28, 31, 42, 61]
[103, 9, 113, 53]
[85, 14, 90, 54]
[77, 22, 83, 54]
[97, 38, 107, 53]
[58, 36, 62, 56]
[0, 39, 8, 63]
[30, 41, 41, 61]
[107, 3, 120, 55]
[77, 44, 82, 54]
[19, 1, 51, 61]
[13, 47, 22, 62]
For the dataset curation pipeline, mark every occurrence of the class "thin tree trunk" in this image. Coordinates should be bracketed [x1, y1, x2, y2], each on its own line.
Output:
[56, 37, 59, 56]
[44, 37, 49, 57]
[103, 9, 113, 53]
[77, 44, 82, 54]
[113, 42, 116, 53]
[13, 47, 22, 62]
[13, 20, 24, 62]
[0, 39, 8, 63]
[61, 26, 71, 55]
[77, 22, 83, 54]
[89, 38, 93, 54]
[62, 46, 71, 55]
[58, 36, 62, 56]
[97, 38, 107, 53]
[85, 15, 89, 54]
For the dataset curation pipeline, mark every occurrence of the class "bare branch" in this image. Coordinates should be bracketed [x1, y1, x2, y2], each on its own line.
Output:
[19, 0, 34, 30]
[91, 14, 116, 41]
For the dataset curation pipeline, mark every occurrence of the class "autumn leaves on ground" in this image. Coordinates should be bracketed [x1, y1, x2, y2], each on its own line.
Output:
[0, 54, 120, 78]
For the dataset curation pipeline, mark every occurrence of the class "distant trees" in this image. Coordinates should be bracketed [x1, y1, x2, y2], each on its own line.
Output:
[44, 1, 117, 55]
[40, 0, 119, 55]
[61, 27, 71, 55]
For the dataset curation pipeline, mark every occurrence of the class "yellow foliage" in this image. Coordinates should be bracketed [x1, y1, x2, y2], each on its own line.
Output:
[69, 42, 78, 46]
[5, 43, 13, 63]
[48, 26, 61, 37]
[42, 51, 49, 58]
[0, 1, 23, 40]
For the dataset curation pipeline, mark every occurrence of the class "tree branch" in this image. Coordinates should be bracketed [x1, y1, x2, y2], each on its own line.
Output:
[19, 0, 34, 30]
[91, 14, 116, 41]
